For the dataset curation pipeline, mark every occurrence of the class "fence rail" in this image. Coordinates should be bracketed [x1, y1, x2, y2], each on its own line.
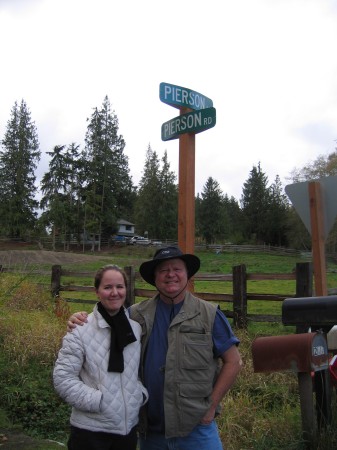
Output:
[50, 262, 314, 328]
[0, 236, 313, 256]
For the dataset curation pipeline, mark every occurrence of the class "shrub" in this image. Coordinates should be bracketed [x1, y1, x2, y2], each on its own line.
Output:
[0, 354, 70, 441]
[0, 276, 70, 442]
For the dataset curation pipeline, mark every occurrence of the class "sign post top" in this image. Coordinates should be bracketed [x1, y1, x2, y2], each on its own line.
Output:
[160, 82, 213, 110]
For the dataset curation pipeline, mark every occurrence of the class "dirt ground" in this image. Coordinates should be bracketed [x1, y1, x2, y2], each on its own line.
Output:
[0, 428, 65, 449]
[0, 249, 106, 267]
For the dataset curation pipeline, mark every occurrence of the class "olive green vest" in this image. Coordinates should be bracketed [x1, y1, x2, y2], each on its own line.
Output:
[130, 292, 219, 438]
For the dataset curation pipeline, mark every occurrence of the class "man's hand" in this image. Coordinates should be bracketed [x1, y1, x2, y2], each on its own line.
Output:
[67, 311, 88, 332]
[200, 405, 216, 425]
[201, 345, 242, 424]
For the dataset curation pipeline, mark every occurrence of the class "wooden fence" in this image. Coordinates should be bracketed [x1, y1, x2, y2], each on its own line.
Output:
[51, 262, 313, 329]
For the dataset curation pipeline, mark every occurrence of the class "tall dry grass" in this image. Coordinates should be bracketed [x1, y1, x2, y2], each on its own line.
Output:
[0, 277, 69, 365]
[0, 274, 72, 441]
[217, 328, 300, 449]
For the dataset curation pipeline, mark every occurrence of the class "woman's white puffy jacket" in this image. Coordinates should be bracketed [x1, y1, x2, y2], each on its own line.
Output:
[53, 305, 148, 435]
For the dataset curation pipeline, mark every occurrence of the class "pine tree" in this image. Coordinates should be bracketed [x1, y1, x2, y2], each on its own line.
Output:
[240, 162, 270, 243]
[135, 146, 178, 240]
[0, 100, 40, 237]
[195, 193, 202, 240]
[82, 96, 134, 248]
[39, 143, 81, 250]
[158, 151, 177, 239]
[198, 177, 225, 244]
[135, 145, 161, 237]
[223, 194, 244, 243]
[266, 175, 289, 246]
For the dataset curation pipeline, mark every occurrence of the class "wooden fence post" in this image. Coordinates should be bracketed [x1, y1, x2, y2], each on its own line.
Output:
[295, 262, 313, 334]
[124, 265, 135, 308]
[294, 261, 332, 433]
[296, 262, 313, 298]
[51, 264, 62, 298]
[233, 264, 247, 329]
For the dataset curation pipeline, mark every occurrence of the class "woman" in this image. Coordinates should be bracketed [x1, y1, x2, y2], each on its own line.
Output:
[53, 265, 148, 450]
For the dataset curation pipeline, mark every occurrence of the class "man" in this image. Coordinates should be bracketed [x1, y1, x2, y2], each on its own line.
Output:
[69, 247, 242, 450]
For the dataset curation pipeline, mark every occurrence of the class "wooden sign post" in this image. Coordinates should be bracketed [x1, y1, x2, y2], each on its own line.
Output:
[160, 82, 216, 259]
[178, 108, 196, 255]
[285, 176, 337, 432]
[308, 181, 327, 296]
[286, 176, 337, 295]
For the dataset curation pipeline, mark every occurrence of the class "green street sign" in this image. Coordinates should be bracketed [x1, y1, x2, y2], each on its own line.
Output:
[161, 107, 216, 141]
[160, 82, 213, 111]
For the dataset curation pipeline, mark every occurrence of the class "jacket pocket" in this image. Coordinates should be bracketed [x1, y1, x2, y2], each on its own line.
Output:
[177, 382, 212, 428]
[179, 331, 213, 370]
[179, 382, 212, 398]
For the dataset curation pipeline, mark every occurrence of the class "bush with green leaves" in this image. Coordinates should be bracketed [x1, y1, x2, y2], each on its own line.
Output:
[0, 277, 70, 442]
[0, 354, 70, 441]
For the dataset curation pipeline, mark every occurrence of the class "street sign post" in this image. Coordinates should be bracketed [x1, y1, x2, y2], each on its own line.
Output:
[285, 175, 337, 297]
[161, 107, 216, 141]
[160, 82, 216, 268]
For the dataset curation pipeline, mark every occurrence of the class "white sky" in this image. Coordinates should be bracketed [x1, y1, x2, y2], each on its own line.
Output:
[1, 0, 337, 201]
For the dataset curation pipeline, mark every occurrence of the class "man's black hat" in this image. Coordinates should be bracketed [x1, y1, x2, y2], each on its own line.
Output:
[139, 246, 200, 286]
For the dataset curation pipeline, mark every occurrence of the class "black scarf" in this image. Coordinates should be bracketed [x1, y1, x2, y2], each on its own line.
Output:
[97, 302, 137, 373]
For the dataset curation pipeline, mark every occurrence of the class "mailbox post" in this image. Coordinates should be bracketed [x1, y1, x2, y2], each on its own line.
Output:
[282, 295, 337, 430]
[252, 332, 329, 444]
[252, 295, 337, 445]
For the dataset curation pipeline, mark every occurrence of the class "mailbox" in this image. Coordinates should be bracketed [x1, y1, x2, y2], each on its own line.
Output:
[252, 332, 328, 373]
[282, 295, 337, 329]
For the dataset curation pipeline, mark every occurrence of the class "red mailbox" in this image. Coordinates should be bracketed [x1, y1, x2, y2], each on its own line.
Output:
[252, 332, 328, 373]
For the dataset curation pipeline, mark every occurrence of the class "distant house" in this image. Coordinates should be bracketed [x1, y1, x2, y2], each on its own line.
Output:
[116, 219, 135, 238]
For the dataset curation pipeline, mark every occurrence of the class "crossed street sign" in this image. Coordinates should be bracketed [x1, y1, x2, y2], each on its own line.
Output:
[160, 82, 216, 140]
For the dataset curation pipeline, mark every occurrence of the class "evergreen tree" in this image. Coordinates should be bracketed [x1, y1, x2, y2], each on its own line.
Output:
[135, 145, 161, 238]
[240, 162, 270, 243]
[158, 151, 177, 239]
[198, 177, 225, 244]
[0, 100, 40, 237]
[286, 207, 311, 250]
[266, 175, 289, 246]
[223, 194, 244, 243]
[65, 143, 85, 243]
[195, 193, 202, 240]
[82, 96, 134, 248]
[39, 143, 81, 249]
[135, 146, 178, 240]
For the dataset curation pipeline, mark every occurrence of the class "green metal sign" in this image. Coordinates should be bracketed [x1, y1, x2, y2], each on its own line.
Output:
[160, 82, 213, 111]
[161, 107, 216, 141]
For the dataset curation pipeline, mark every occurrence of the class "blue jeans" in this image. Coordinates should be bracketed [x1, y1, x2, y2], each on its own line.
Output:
[139, 421, 223, 450]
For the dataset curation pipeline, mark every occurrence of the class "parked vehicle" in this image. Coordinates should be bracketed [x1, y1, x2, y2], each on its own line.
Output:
[130, 236, 151, 245]
[112, 235, 127, 245]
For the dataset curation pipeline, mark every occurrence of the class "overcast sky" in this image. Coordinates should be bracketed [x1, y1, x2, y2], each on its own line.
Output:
[1, 0, 337, 201]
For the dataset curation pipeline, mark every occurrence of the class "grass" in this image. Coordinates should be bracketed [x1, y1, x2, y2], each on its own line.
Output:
[0, 279, 70, 448]
[1, 247, 337, 449]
